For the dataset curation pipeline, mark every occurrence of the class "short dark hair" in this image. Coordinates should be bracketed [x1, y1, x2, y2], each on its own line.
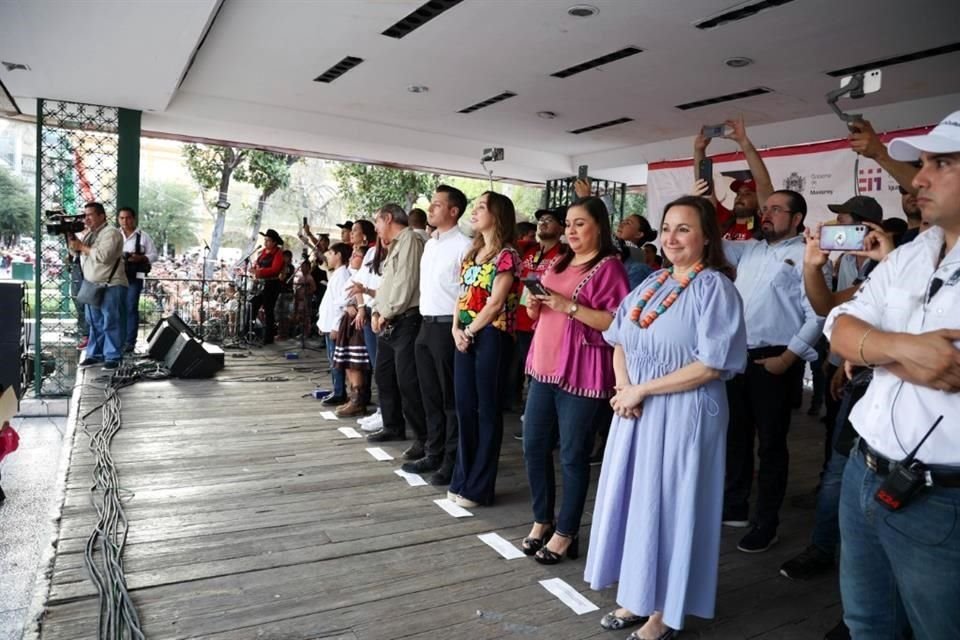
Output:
[436, 184, 468, 219]
[282, 249, 293, 258]
[84, 202, 106, 216]
[408, 208, 427, 228]
[770, 189, 807, 232]
[378, 203, 409, 226]
[329, 242, 352, 265]
[517, 221, 537, 237]
[118, 206, 137, 218]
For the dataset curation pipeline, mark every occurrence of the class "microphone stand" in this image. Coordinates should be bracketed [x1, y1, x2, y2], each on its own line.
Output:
[238, 245, 261, 346]
[200, 243, 210, 341]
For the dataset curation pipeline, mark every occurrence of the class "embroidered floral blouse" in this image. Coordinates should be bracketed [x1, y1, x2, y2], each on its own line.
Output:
[457, 247, 522, 334]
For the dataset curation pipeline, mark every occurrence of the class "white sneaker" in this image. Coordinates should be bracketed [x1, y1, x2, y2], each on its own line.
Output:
[455, 495, 480, 509]
[360, 414, 383, 432]
[446, 491, 459, 502]
[357, 409, 381, 424]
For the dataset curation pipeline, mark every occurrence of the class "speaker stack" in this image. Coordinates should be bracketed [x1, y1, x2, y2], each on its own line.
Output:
[146, 315, 224, 378]
[0, 282, 25, 399]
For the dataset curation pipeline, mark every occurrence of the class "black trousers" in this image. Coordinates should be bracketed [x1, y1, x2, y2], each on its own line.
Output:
[414, 320, 458, 466]
[249, 280, 280, 342]
[724, 346, 803, 531]
[375, 313, 427, 442]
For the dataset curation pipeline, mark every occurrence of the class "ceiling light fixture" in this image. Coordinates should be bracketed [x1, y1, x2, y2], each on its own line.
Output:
[725, 57, 754, 68]
[2, 61, 30, 72]
[537, 111, 558, 119]
[567, 5, 598, 18]
[408, 85, 429, 93]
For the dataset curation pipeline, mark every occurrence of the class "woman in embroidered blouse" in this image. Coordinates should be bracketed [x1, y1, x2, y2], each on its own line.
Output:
[449, 191, 523, 508]
[521, 196, 630, 564]
[584, 196, 747, 640]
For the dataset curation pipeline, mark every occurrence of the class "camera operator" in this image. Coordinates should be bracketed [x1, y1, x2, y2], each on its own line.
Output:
[67, 202, 128, 369]
[825, 111, 960, 639]
[118, 207, 158, 353]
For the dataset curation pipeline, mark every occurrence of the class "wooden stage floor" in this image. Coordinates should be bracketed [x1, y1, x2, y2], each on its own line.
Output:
[37, 344, 840, 639]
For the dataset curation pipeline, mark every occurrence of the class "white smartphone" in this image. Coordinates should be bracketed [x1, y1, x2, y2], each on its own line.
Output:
[841, 69, 882, 95]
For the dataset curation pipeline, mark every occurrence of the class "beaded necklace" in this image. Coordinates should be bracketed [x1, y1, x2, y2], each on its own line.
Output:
[630, 263, 705, 328]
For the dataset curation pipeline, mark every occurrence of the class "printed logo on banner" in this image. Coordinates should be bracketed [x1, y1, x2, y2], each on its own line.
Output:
[858, 167, 883, 192]
[809, 173, 834, 196]
[783, 172, 806, 193]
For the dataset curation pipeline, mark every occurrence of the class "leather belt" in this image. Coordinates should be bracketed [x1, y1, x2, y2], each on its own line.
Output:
[857, 439, 960, 488]
[422, 315, 453, 323]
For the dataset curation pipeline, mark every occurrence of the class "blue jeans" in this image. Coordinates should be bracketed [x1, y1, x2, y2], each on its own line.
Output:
[522, 379, 603, 536]
[363, 314, 378, 373]
[840, 446, 960, 639]
[450, 326, 509, 505]
[85, 285, 127, 363]
[811, 410, 848, 554]
[325, 334, 346, 397]
[124, 277, 143, 348]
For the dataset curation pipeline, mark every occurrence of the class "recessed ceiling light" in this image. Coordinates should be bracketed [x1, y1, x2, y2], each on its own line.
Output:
[2, 61, 30, 72]
[537, 111, 558, 120]
[724, 56, 754, 68]
[408, 85, 429, 93]
[567, 5, 598, 18]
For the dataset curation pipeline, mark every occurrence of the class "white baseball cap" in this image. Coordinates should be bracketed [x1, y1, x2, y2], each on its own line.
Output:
[888, 110, 960, 161]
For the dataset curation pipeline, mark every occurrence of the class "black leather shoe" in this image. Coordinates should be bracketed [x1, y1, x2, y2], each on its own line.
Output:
[401, 456, 440, 474]
[401, 442, 425, 460]
[321, 394, 347, 406]
[366, 429, 404, 443]
[428, 467, 453, 486]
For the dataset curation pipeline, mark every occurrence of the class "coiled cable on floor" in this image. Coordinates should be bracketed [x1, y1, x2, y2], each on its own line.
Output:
[81, 367, 145, 640]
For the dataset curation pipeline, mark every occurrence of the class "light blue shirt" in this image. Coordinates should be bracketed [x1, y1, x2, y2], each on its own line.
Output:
[723, 236, 824, 362]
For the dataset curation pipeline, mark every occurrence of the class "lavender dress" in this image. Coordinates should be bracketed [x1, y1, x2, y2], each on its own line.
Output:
[584, 269, 747, 630]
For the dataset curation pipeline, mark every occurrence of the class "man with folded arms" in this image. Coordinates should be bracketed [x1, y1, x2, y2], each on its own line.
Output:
[825, 111, 960, 640]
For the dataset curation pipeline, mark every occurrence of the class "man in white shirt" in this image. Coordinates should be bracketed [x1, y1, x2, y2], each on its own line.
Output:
[402, 186, 470, 485]
[118, 207, 159, 352]
[824, 111, 960, 639]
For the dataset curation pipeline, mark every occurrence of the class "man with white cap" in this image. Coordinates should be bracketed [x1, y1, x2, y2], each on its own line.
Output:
[824, 110, 960, 639]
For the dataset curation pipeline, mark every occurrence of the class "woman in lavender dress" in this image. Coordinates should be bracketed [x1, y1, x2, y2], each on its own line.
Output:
[585, 196, 747, 639]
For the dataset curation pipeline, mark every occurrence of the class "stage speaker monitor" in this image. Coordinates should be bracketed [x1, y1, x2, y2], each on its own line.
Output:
[146, 319, 180, 361]
[163, 333, 223, 378]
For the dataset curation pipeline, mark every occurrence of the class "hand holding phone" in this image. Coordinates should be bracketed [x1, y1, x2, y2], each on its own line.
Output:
[697, 158, 714, 197]
[819, 224, 868, 252]
[523, 276, 550, 297]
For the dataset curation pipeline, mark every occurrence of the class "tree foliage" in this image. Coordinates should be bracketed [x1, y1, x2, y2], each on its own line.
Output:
[332, 163, 439, 215]
[138, 180, 198, 255]
[0, 165, 34, 245]
[235, 150, 301, 254]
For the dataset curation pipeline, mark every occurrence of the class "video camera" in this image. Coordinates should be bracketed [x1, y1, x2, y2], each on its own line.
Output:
[44, 210, 85, 235]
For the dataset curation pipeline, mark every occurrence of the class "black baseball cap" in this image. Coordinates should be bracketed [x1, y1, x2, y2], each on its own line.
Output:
[535, 206, 567, 224]
[827, 196, 883, 224]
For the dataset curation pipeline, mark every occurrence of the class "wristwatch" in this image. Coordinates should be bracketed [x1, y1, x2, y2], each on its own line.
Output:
[567, 303, 579, 317]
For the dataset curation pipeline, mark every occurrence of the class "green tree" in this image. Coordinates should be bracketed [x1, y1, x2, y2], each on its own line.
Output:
[138, 180, 198, 255]
[0, 165, 34, 245]
[183, 143, 248, 276]
[332, 163, 439, 215]
[235, 151, 300, 256]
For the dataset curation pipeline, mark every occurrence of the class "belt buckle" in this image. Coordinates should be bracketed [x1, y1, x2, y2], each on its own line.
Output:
[865, 451, 878, 473]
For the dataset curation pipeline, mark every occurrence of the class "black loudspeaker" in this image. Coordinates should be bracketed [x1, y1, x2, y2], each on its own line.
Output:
[146, 320, 180, 360]
[0, 283, 24, 399]
[163, 333, 223, 378]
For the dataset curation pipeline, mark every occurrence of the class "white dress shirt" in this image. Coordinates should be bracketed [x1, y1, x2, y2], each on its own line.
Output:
[724, 236, 825, 362]
[419, 226, 470, 317]
[122, 228, 159, 264]
[316, 266, 352, 333]
[824, 225, 960, 466]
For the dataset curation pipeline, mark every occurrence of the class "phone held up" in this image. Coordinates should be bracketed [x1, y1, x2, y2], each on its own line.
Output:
[701, 123, 732, 139]
[820, 224, 868, 252]
[698, 157, 714, 197]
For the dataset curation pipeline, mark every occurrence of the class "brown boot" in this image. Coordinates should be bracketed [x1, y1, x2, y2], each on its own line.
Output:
[335, 385, 368, 418]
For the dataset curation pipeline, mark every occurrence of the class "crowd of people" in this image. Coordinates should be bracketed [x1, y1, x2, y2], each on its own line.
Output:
[300, 112, 960, 640]
[46, 108, 960, 639]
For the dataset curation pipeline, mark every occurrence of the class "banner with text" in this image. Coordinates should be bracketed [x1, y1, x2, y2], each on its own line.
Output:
[646, 126, 931, 236]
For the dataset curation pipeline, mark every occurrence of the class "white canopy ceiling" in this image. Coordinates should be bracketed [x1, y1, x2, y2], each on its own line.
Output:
[2, 0, 959, 184]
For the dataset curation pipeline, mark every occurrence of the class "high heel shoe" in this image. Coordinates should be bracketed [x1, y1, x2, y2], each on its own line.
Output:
[521, 523, 555, 556]
[534, 532, 579, 564]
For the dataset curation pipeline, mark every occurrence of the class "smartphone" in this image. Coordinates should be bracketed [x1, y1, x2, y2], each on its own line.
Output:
[303, 216, 308, 227]
[698, 158, 714, 196]
[820, 224, 868, 251]
[523, 276, 550, 297]
[701, 123, 730, 139]
[841, 69, 882, 96]
[577, 164, 589, 181]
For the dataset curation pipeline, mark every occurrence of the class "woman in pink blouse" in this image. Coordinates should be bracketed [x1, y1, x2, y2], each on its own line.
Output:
[521, 196, 630, 564]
